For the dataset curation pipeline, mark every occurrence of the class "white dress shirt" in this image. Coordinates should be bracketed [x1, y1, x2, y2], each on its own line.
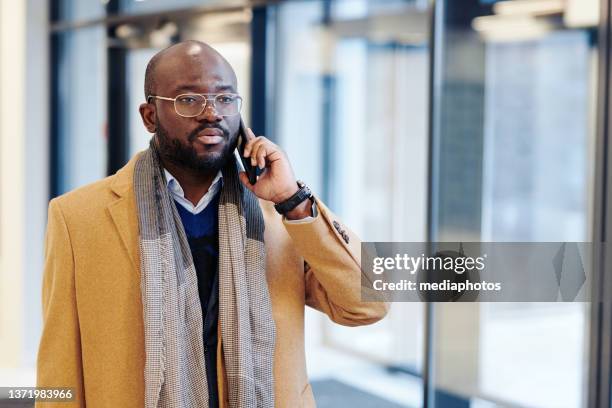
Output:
[164, 168, 223, 215]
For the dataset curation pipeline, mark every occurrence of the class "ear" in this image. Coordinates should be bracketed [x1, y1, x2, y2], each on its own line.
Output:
[139, 102, 157, 133]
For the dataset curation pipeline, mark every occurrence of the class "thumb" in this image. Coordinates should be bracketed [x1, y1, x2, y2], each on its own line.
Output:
[238, 171, 256, 192]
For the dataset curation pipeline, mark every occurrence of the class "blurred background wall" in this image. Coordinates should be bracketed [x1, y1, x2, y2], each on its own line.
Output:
[0, 0, 49, 387]
[0, 0, 609, 407]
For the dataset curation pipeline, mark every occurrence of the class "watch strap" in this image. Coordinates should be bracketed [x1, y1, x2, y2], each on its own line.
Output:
[274, 181, 313, 215]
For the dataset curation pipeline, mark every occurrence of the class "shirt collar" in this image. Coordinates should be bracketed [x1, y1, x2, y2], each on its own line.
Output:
[163, 168, 223, 214]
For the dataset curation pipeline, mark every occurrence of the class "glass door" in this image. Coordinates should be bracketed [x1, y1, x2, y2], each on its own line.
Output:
[428, 0, 599, 407]
[271, 1, 431, 406]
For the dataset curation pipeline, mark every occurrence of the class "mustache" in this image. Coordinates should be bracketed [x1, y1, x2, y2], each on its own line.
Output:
[187, 123, 230, 142]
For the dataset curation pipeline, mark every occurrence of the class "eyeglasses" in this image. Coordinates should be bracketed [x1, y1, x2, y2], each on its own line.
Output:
[147, 93, 243, 117]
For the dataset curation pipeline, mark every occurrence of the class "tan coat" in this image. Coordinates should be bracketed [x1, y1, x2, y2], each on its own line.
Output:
[36, 151, 388, 408]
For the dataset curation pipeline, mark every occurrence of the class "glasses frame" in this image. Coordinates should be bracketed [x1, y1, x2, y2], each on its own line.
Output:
[146, 92, 243, 117]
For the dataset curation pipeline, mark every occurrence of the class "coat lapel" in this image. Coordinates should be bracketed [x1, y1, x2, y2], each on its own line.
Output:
[108, 152, 142, 275]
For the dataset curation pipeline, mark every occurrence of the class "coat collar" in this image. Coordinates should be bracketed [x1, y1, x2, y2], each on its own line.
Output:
[110, 150, 144, 198]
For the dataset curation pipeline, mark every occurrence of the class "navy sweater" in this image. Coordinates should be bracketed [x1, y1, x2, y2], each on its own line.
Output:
[174, 194, 220, 408]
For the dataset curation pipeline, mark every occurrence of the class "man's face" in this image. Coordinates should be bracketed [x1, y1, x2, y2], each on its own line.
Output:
[142, 44, 241, 173]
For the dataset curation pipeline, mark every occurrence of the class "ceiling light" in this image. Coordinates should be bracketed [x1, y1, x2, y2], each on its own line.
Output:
[472, 15, 554, 42]
[494, 0, 564, 16]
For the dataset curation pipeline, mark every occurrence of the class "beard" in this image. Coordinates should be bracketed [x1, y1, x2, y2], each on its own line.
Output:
[155, 119, 235, 173]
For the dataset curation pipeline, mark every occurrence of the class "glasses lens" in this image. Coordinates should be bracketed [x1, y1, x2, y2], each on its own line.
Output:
[175, 94, 207, 117]
[214, 94, 242, 116]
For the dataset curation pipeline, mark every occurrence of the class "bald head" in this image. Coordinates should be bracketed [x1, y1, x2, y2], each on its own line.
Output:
[144, 40, 237, 100]
[138, 40, 242, 176]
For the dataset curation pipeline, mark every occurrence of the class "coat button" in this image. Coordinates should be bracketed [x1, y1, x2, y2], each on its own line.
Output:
[333, 220, 348, 243]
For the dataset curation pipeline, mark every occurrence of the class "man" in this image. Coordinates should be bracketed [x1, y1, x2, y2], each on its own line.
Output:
[36, 40, 387, 408]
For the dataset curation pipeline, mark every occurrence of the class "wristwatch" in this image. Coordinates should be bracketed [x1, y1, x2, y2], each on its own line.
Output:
[274, 180, 313, 215]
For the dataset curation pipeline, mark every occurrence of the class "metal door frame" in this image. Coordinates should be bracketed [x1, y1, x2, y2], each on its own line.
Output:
[426, 0, 612, 407]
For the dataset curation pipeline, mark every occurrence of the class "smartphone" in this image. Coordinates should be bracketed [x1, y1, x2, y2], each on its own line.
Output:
[236, 118, 263, 185]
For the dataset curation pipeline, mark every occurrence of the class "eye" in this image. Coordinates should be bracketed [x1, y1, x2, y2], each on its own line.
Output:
[218, 95, 236, 104]
[177, 95, 199, 105]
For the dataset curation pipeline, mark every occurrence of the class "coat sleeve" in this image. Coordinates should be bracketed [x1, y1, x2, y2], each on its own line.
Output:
[282, 197, 389, 326]
[36, 198, 86, 407]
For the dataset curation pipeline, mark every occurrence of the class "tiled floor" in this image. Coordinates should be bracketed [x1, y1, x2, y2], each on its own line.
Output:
[306, 342, 422, 407]
[311, 379, 410, 408]
[0, 400, 32, 408]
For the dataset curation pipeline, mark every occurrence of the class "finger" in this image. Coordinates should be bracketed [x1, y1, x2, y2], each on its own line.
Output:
[249, 138, 267, 166]
[246, 127, 257, 141]
[242, 129, 258, 157]
[238, 172, 255, 191]
[256, 145, 267, 169]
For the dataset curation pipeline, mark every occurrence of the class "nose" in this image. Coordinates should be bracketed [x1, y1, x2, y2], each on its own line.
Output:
[196, 99, 222, 123]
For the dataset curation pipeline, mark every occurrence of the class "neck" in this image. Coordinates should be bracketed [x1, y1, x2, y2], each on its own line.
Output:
[161, 158, 217, 207]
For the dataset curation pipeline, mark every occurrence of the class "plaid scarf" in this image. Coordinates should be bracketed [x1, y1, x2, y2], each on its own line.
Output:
[134, 140, 276, 408]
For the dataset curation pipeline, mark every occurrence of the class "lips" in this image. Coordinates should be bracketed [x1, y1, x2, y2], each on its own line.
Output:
[195, 127, 224, 145]
[200, 128, 223, 136]
[196, 135, 223, 145]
